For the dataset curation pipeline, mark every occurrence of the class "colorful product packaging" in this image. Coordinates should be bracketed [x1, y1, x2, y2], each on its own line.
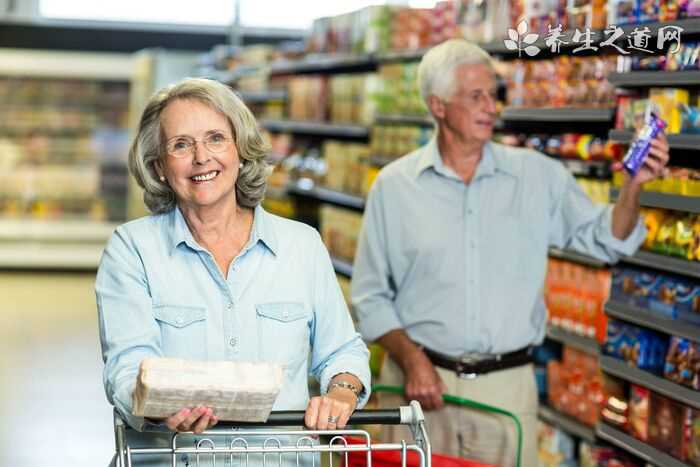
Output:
[622, 112, 667, 176]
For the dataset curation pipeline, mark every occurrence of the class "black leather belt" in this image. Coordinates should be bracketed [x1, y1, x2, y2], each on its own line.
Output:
[422, 346, 533, 377]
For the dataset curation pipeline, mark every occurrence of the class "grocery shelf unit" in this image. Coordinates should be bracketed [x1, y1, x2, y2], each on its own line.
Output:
[217, 16, 700, 464]
[545, 324, 601, 356]
[605, 301, 700, 345]
[538, 404, 597, 443]
[596, 423, 689, 467]
[0, 49, 134, 270]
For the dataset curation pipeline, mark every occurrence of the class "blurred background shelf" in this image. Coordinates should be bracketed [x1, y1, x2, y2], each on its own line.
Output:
[620, 251, 700, 280]
[260, 119, 369, 138]
[374, 114, 434, 126]
[331, 256, 353, 278]
[547, 248, 608, 268]
[286, 181, 366, 211]
[607, 70, 700, 88]
[237, 90, 286, 103]
[538, 404, 596, 443]
[605, 301, 700, 343]
[599, 355, 700, 409]
[609, 130, 700, 151]
[545, 325, 600, 355]
[610, 188, 700, 213]
[500, 107, 615, 123]
[596, 423, 689, 467]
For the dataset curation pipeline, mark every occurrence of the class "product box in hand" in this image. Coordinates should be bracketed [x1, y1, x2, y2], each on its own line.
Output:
[603, 319, 669, 374]
[132, 357, 284, 422]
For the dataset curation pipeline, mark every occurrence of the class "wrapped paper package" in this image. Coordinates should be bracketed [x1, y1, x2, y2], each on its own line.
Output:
[132, 357, 284, 422]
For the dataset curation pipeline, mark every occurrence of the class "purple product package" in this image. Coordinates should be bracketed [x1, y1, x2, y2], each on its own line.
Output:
[622, 112, 667, 176]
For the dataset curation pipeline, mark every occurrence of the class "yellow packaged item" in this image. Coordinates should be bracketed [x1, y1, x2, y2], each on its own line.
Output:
[648, 88, 689, 134]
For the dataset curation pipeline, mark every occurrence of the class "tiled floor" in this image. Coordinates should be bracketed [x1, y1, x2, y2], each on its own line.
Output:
[0, 272, 114, 467]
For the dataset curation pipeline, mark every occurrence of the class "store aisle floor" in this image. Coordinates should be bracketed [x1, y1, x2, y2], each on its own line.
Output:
[0, 272, 113, 467]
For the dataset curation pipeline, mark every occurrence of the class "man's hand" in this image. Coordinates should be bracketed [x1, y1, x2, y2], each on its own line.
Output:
[402, 348, 447, 410]
[614, 131, 671, 186]
[164, 406, 218, 433]
[612, 132, 670, 240]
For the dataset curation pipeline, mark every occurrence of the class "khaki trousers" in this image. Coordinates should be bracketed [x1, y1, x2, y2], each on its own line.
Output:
[376, 356, 538, 467]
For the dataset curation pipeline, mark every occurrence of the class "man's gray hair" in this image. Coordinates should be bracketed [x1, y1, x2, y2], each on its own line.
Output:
[128, 77, 271, 214]
[417, 39, 494, 106]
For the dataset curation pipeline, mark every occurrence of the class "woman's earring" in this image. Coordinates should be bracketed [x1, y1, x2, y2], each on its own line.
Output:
[160, 176, 165, 182]
[239, 162, 244, 169]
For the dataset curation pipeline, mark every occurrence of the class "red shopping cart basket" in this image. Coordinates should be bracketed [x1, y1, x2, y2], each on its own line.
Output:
[342, 436, 496, 467]
[369, 385, 523, 467]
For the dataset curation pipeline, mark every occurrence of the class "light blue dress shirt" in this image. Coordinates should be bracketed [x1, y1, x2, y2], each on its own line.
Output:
[96, 205, 371, 435]
[352, 139, 646, 356]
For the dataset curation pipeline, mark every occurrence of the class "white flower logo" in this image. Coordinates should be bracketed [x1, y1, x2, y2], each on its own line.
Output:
[504, 20, 541, 57]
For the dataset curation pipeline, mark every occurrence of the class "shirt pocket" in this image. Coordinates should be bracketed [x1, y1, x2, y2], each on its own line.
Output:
[153, 304, 208, 359]
[255, 302, 310, 367]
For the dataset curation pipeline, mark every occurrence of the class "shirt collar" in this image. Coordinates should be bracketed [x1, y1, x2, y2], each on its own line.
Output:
[414, 139, 519, 180]
[167, 204, 278, 256]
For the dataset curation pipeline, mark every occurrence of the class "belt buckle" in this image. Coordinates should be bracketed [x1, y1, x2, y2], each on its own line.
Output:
[458, 353, 485, 380]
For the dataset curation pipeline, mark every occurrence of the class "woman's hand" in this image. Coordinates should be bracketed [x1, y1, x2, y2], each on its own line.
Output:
[304, 388, 358, 430]
[164, 406, 218, 433]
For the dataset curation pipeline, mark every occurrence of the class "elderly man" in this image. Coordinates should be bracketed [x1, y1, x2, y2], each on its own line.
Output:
[351, 39, 669, 466]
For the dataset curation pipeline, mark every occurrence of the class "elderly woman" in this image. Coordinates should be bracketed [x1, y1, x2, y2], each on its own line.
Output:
[96, 78, 370, 463]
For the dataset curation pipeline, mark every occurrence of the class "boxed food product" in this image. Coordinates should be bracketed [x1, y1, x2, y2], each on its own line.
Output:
[664, 336, 700, 390]
[628, 384, 650, 441]
[603, 319, 669, 374]
[688, 409, 700, 466]
[132, 358, 283, 422]
[648, 88, 689, 134]
[537, 421, 577, 467]
[648, 392, 690, 460]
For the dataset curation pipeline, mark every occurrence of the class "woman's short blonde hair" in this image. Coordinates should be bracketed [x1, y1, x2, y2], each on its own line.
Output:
[128, 77, 271, 214]
[417, 39, 494, 107]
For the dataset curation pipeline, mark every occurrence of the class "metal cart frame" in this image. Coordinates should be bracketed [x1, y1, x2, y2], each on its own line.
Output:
[113, 402, 431, 467]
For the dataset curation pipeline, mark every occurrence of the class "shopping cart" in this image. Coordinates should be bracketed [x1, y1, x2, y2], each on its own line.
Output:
[113, 401, 432, 467]
[370, 385, 522, 467]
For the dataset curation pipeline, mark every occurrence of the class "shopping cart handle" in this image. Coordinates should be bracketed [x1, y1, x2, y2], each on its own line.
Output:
[214, 408, 408, 428]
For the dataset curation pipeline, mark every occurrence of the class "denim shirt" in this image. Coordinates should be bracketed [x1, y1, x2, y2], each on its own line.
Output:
[96, 205, 371, 431]
[352, 139, 646, 356]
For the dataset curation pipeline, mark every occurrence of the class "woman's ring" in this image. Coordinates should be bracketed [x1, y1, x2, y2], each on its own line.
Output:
[328, 415, 339, 424]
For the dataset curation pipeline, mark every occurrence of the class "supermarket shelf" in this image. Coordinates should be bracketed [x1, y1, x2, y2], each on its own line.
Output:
[607, 70, 700, 88]
[547, 248, 609, 268]
[545, 325, 600, 355]
[620, 251, 700, 280]
[618, 17, 700, 37]
[599, 355, 700, 409]
[206, 64, 262, 84]
[269, 54, 375, 75]
[0, 220, 117, 243]
[237, 90, 286, 103]
[501, 107, 615, 123]
[260, 119, 369, 138]
[331, 256, 353, 278]
[374, 114, 434, 126]
[605, 300, 700, 343]
[286, 181, 366, 211]
[377, 48, 427, 62]
[609, 129, 700, 151]
[537, 404, 596, 443]
[556, 158, 611, 179]
[0, 242, 105, 270]
[596, 423, 688, 467]
[610, 188, 700, 213]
